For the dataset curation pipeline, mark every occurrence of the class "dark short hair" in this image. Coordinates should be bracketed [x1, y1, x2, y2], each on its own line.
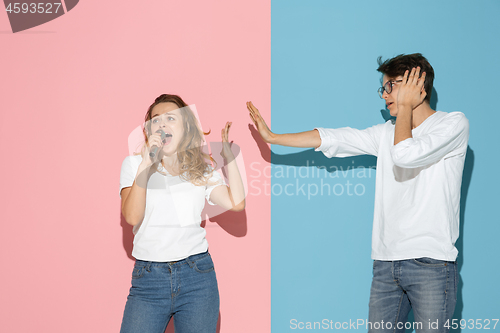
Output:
[377, 53, 434, 103]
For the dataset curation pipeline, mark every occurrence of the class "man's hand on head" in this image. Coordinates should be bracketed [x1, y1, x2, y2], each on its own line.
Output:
[397, 67, 427, 112]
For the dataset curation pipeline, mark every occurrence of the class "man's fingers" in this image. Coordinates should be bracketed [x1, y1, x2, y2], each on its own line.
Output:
[408, 67, 417, 84]
[413, 67, 421, 84]
[249, 112, 257, 124]
[418, 71, 426, 88]
[403, 67, 426, 87]
[248, 101, 270, 134]
[408, 68, 415, 83]
[402, 69, 410, 84]
[247, 102, 257, 118]
[248, 101, 260, 116]
[249, 108, 262, 124]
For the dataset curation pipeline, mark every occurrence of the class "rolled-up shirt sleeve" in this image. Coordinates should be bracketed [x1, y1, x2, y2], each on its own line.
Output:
[120, 156, 139, 197]
[205, 168, 227, 205]
[315, 123, 385, 158]
[390, 112, 469, 168]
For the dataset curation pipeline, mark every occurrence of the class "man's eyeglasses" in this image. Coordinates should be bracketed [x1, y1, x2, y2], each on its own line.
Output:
[378, 80, 403, 98]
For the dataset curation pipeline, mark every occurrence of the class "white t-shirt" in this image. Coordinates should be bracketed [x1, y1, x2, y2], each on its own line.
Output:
[315, 111, 469, 261]
[119, 155, 226, 262]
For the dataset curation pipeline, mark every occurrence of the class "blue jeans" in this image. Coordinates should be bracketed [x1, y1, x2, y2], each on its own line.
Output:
[120, 251, 219, 333]
[368, 258, 457, 333]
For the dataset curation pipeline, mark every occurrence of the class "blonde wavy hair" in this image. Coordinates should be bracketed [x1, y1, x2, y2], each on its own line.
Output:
[143, 94, 215, 185]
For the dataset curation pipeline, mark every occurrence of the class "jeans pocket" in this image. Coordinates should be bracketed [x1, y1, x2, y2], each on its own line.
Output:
[412, 257, 448, 267]
[193, 254, 215, 273]
[132, 264, 146, 279]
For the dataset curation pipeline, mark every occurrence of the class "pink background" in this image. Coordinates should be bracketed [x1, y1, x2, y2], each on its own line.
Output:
[0, 1, 270, 332]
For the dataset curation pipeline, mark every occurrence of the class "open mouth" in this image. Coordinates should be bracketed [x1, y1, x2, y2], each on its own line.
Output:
[387, 102, 394, 108]
[163, 133, 173, 145]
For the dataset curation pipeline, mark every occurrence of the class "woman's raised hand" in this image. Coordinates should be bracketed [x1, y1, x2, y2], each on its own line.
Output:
[221, 121, 235, 162]
[247, 101, 274, 143]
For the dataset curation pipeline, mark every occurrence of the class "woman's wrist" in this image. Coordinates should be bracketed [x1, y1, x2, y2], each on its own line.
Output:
[137, 161, 156, 181]
[138, 160, 154, 171]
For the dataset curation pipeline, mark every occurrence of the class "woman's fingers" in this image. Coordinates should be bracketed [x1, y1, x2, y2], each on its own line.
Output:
[221, 122, 232, 142]
[148, 134, 162, 148]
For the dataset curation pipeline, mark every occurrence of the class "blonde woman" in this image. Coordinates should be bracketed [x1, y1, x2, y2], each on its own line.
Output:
[119, 94, 245, 333]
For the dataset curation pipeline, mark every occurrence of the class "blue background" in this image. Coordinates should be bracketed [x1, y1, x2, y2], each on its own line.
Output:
[271, 0, 500, 331]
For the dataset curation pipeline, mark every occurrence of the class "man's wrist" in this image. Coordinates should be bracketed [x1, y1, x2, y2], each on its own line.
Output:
[267, 132, 277, 144]
[397, 103, 413, 112]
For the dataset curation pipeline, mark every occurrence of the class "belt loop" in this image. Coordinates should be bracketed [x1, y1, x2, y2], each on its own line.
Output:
[145, 261, 152, 272]
[186, 255, 195, 268]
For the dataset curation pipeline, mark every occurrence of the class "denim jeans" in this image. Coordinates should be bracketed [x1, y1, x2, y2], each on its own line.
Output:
[120, 251, 219, 333]
[368, 258, 457, 333]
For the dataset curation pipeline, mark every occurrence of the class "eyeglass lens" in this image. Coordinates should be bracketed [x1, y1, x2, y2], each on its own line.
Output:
[378, 81, 394, 98]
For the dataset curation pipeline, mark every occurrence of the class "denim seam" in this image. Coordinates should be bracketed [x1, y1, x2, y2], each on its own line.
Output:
[445, 263, 449, 296]
[146, 261, 189, 268]
[444, 263, 450, 317]
[391, 261, 405, 333]
[172, 265, 181, 298]
[187, 252, 210, 268]
[412, 258, 448, 267]
[391, 291, 406, 333]
[131, 266, 145, 279]
[193, 263, 215, 274]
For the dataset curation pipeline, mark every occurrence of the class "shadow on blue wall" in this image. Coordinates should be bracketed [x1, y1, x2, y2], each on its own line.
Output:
[452, 145, 474, 333]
